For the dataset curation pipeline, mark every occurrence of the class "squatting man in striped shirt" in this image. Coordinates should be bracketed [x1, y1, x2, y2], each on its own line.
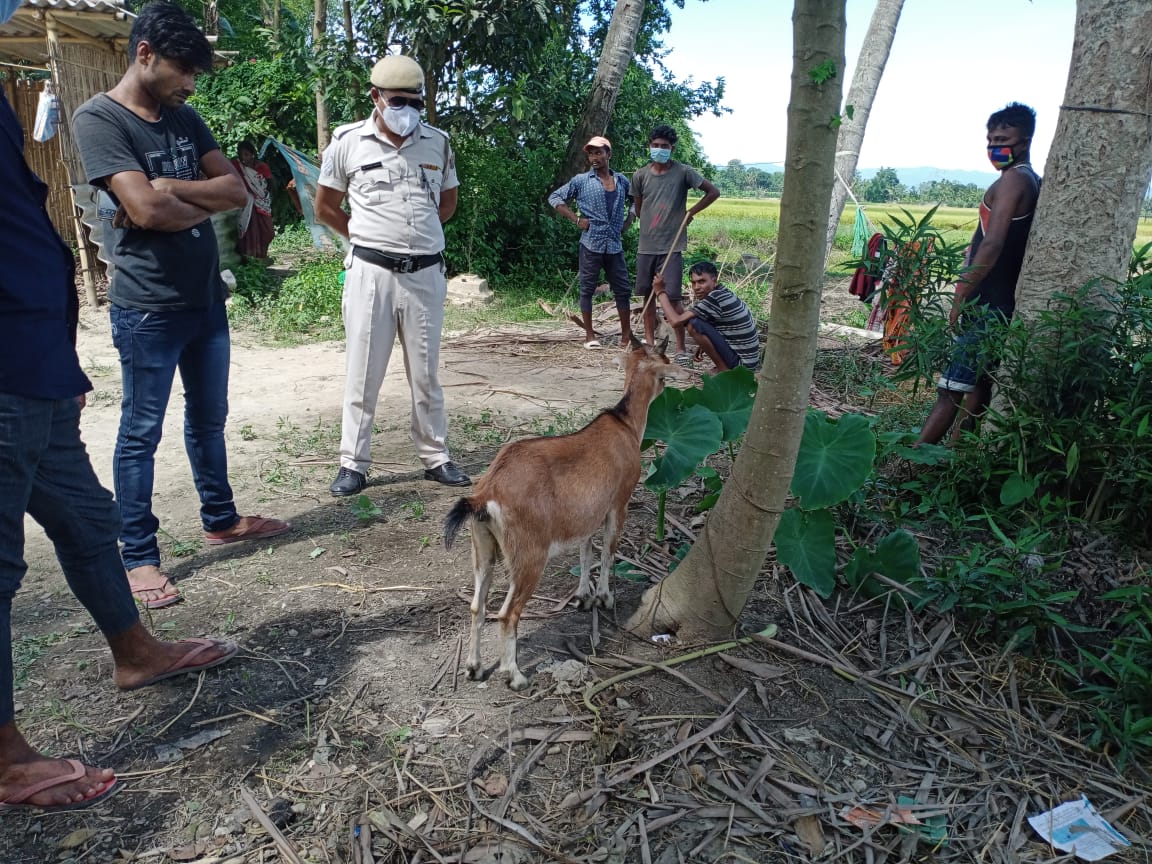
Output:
[651, 262, 762, 373]
[547, 136, 634, 348]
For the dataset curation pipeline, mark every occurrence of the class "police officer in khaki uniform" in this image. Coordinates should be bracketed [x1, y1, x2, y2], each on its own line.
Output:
[316, 55, 471, 496]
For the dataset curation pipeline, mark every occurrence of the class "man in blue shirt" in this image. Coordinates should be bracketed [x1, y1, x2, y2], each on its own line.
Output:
[548, 136, 634, 348]
[0, 10, 237, 809]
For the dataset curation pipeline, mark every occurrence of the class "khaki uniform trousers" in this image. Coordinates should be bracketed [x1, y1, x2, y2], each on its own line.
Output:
[340, 255, 450, 473]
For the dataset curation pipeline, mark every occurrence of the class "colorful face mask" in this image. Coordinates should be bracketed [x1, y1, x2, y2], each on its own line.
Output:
[649, 147, 672, 164]
[987, 145, 1015, 170]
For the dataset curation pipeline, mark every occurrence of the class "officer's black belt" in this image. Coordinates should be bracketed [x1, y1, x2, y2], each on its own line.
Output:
[352, 246, 442, 273]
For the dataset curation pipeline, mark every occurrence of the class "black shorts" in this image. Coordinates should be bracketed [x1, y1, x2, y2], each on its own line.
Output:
[577, 246, 630, 312]
[636, 252, 684, 302]
[688, 317, 742, 369]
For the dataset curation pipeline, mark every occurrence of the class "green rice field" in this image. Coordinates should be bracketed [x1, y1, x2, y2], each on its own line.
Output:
[690, 197, 1152, 270]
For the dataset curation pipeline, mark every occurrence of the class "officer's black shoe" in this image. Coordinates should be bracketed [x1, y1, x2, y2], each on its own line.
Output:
[424, 461, 472, 487]
[330, 467, 367, 497]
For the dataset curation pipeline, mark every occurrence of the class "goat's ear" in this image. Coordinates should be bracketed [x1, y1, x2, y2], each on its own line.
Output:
[629, 333, 645, 352]
[657, 336, 670, 356]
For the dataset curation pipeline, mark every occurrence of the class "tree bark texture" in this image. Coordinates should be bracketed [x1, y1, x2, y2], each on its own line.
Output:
[313, 0, 330, 153]
[627, 0, 847, 642]
[824, 0, 904, 259]
[556, 0, 645, 184]
[1013, 0, 1152, 321]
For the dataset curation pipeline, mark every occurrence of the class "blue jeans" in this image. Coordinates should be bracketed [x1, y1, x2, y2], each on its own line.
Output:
[110, 302, 239, 570]
[0, 394, 138, 726]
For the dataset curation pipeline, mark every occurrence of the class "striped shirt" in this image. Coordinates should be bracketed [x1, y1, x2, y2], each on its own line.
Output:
[548, 170, 631, 254]
[693, 285, 762, 371]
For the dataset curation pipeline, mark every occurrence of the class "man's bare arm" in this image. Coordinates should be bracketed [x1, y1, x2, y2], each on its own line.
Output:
[150, 150, 248, 213]
[314, 184, 350, 239]
[439, 186, 458, 224]
[108, 170, 213, 232]
[690, 179, 721, 217]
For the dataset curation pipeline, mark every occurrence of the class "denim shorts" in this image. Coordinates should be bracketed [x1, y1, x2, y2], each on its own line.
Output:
[937, 309, 1005, 393]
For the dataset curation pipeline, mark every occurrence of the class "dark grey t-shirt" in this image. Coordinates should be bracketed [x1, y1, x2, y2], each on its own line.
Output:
[632, 161, 705, 254]
[73, 94, 224, 311]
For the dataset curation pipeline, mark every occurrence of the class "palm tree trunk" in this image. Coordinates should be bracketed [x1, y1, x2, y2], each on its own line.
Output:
[824, 0, 904, 260]
[627, 0, 848, 642]
[1012, 0, 1152, 323]
[556, 0, 645, 183]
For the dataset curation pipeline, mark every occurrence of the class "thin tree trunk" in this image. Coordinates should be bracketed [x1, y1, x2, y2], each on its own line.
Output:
[627, 0, 847, 641]
[313, 0, 329, 153]
[342, 0, 354, 53]
[556, 0, 645, 183]
[1013, 0, 1152, 322]
[824, 0, 903, 260]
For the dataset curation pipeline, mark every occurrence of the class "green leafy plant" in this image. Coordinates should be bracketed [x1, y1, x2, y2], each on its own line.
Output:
[642, 368, 756, 539]
[774, 411, 921, 599]
[351, 495, 382, 523]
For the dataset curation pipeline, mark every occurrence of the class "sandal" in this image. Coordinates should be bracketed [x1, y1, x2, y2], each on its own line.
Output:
[674, 352, 694, 367]
[127, 566, 182, 610]
[0, 759, 119, 812]
[583, 339, 603, 350]
[204, 514, 292, 546]
[119, 638, 239, 691]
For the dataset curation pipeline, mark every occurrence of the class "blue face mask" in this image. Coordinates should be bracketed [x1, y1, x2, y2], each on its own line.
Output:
[649, 147, 672, 164]
[1, 0, 22, 25]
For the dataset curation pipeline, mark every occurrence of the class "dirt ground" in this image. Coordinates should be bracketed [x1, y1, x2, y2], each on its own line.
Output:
[3, 294, 1150, 863]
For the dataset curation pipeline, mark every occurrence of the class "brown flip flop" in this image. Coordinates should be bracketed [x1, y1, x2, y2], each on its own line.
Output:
[0, 760, 120, 812]
[120, 638, 239, 691]
[204, 515, 292, 546]
[128, 568, 182, 610]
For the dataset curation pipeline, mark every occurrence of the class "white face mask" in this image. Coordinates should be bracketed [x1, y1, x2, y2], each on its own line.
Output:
[381, 105, 420, 137]
[1, 0, 21, 25]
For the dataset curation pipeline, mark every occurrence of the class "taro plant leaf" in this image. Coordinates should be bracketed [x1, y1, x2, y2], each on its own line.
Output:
[644, 403, 723, 490]
[682, 366, 758, 442]
[874, 529, 921, 582]
[1000, 472, 1039, 506]
[642, 386, 685, 450]
[774, 508, 837, 598]
[791, 412, 877, 509]
[843, 547, 875, 590]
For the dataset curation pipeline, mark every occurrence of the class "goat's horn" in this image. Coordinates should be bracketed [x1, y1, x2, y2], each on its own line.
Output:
[629, 333, 645, 350]
[657, 336, 670, 354]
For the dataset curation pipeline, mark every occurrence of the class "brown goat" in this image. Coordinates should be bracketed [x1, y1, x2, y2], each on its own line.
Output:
[443, 336, 676, 690]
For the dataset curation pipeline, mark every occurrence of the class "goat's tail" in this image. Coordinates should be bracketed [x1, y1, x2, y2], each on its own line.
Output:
[443, 496, 488, 550]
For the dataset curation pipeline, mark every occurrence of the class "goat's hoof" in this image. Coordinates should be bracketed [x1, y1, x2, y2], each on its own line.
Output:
[596, 594, 615, 611]
[576, 593, 595, 611]
[507, 672, 530, 691]
[465, 664, 482, 681]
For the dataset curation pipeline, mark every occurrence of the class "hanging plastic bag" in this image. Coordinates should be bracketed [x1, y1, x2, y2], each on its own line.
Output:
[33, 82, 59, 143]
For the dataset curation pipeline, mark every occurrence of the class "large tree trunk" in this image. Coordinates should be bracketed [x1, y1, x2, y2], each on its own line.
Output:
[313, 0, 330, 153]
[627, 0, 847, 642]
[824, 0, 903, 260]
[1013, 0, 1152, 322]
[556, 0, 645, 183]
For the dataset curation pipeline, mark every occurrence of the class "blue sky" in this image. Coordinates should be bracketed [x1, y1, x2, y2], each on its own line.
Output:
[659, 0, 1076, 173]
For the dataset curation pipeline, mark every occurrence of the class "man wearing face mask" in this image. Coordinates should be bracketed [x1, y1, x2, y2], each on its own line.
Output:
[632, 124, 720, 363]
[316, 55, 469, 496]
[917, 102, 1041, 446]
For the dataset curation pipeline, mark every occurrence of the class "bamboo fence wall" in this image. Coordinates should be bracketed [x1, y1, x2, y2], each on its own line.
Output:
[2, 76, 73, 235]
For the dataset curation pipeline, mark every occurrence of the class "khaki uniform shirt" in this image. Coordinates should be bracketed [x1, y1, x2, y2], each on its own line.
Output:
[319, 114, 459, 256]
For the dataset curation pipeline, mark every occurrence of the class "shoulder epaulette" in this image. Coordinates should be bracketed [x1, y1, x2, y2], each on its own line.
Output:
[332, 120, 363, 141]
[419, 122, 450, 142]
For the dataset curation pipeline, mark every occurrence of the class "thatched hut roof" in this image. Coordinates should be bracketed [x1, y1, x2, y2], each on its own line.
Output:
[0, 0, 132, 66]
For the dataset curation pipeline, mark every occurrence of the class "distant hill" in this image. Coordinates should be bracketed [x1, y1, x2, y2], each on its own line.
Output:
[737, 162, 1000, 189]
